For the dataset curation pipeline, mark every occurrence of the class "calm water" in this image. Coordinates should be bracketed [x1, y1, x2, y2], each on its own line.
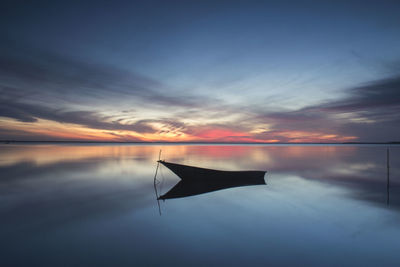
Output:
[0, 144, 399, 266]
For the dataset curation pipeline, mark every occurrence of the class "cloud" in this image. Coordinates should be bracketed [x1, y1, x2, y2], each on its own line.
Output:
[320, 75, 400, 113]
[0, 42, 216, 109]
[0, 43, 215, 139]
[0, 100, 156, 133]
[243, 73, 400, 142]
[1, 39, 400, 142]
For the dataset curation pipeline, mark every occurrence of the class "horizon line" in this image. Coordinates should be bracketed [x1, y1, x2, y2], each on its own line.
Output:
[1, 140, 400, 145]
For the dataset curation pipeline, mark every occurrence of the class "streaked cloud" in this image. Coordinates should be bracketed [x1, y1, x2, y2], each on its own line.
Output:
[1, 1, 400, 142]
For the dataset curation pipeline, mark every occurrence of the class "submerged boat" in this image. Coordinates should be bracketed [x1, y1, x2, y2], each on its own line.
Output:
[157, 160, 266, 200]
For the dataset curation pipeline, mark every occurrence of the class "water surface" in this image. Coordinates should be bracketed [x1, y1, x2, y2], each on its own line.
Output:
[0, 144, 399, 266]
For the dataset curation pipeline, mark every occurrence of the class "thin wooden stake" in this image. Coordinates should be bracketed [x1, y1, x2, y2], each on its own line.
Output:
[387, 148, 390, 206]
[153, 149, 162, 215]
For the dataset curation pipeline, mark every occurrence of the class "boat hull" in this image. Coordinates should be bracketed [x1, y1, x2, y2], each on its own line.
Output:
[157, 161, 267, 200]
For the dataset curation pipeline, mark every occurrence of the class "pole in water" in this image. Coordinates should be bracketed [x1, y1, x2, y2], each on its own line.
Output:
[387, 147, 390, 206]
[153, 149, 162, 215]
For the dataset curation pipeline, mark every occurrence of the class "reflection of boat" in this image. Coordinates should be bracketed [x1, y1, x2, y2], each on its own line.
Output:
[157, 160, 266, 200]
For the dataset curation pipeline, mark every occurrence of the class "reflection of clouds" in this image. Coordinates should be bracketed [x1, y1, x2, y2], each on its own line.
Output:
[334, 163, 377, 176]
[0, 144, 159, 166]
[157, 145, 400, 209]
[0, 144, 399, 232]
[1, 175, 152, 232]
[0, 154, 157, 232]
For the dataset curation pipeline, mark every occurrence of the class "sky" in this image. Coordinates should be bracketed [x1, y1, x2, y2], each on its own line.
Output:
[1, 0, 400, 142]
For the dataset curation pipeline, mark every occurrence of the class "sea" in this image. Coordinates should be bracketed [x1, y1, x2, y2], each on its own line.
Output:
[0, 143, 399, 266]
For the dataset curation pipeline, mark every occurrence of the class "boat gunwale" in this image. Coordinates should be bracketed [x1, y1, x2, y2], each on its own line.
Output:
[157, 160, 267, 174]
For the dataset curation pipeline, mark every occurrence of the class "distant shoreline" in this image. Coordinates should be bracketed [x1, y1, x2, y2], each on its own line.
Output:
[1, 140, 399, 145]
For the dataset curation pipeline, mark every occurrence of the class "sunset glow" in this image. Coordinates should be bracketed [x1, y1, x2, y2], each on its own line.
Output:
[1, 1, 399, 143]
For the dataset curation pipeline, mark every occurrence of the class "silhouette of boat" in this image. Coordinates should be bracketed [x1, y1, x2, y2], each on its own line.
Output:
[157, 160, 266, 200]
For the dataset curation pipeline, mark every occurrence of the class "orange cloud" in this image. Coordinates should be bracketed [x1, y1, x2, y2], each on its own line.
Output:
[0, 117, 357, 143]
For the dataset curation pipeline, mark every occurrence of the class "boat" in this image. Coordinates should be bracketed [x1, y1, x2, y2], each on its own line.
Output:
[157, 160, 266, 200]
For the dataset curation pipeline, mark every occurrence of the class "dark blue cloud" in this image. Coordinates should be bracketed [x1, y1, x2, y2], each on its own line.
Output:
[248, 74, 400, 141]
[321, 75, 400, 113]
[0, 43, 214, 108]
[1, 0, 400, 141]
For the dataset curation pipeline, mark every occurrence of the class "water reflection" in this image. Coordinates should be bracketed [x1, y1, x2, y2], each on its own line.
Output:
[1, 145, 399, 221]
[0, 144, 399, 266]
